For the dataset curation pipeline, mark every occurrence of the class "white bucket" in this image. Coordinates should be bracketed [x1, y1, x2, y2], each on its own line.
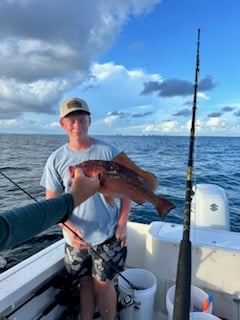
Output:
[190, 313, 221, 319]
[118, 268, 157, 320]
[166, 285, 213, 320]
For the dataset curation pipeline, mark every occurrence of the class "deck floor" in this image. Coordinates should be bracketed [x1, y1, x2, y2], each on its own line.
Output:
[76, 310, 168, 319]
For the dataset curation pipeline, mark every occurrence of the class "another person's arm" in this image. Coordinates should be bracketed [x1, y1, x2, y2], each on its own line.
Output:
[0, 169, 99, 251]
[46, 172, 92, 249]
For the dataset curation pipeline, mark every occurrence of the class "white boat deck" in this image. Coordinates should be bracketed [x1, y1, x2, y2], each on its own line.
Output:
[1, 221, 240, 319]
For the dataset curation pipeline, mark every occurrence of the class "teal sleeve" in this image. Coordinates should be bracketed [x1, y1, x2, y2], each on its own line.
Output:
[0, 194, 74, 251]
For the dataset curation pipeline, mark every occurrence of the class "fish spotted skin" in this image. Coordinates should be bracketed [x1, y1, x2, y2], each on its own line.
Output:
[69, 160, 175, 219]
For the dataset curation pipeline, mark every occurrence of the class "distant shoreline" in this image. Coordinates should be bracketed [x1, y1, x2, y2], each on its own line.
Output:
[0, 132, 240, 138]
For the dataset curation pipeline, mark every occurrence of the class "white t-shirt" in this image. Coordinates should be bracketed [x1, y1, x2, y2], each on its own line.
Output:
[40, 138, 120, 245]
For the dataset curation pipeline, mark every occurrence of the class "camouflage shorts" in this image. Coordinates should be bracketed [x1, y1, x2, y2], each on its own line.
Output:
[64, 236, 127, 281]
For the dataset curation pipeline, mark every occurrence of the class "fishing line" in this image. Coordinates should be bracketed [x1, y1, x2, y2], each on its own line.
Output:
[62, 223, 139, 290]
[0, 169, 139, 290]
[0, 170, 37, 202]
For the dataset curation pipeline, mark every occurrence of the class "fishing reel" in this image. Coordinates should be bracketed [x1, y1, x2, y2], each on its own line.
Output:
[117, 292, 141, 312]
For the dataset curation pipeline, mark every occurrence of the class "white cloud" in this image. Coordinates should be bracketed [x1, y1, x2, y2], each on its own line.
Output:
[0, 119, 17, 127]
[91, 62, 126, 80]
[0, 0, 162, 125]
[162, 120, 177, 132]
[142, 121, 178, 134]
[0, 77, 72, 115]
[206, 117, 221, 128]
[0, 0, 239, 136]
[197, 92, 209, 100]
[103, 114, 120, 125]
[0, 1, 162, 83]
[49, 122, 60, 128]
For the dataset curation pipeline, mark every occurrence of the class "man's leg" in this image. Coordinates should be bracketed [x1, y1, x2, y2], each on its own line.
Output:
[79, 275, 95, 320]
[64, 244, 95, 320]
[92, 237, 127, 320]
[94, 279, 116, 320]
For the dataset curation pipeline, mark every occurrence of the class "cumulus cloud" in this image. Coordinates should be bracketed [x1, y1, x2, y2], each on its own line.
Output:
[172, 108, 192, 117]
[107, 111, 130, 119]
[0, 0, 162, 119]
[0, 77, 73, 117]
[208, 112, 222, 118]
[206, 117, 224, 129]
[103, 108, 154, 127]
[233, 110, 240, 117]
[198, 75, 216, 91]
[0, 1, 238, 136]
[222, 106, 235, 112]
[0, 119, 18, 127]
[141, 75, 216, 97]
[132, 111, 154, 118]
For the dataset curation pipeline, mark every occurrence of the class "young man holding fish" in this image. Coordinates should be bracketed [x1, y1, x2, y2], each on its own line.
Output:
[40, 97, 132, 320]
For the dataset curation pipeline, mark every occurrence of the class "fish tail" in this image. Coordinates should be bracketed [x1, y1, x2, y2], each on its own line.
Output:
[155, 198, 175, 219]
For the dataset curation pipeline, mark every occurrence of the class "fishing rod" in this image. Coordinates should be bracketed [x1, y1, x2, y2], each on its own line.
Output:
[173, 28, 200, 320]
[0, 169, 139, 290]
[0, 170, 37, 202]
[62, 223, 139, 290]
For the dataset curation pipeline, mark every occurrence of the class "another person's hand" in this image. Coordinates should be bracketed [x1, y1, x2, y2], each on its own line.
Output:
[70, 168, 100, 207]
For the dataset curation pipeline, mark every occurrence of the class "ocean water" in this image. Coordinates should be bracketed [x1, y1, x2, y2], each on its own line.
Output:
[0, 134, 239, 271]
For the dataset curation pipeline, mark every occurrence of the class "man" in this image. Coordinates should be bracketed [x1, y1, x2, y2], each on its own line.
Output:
[40, 97, 131, 320]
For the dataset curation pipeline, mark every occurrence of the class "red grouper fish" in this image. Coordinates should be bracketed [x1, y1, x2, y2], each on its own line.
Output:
[69, 152, 175, 219]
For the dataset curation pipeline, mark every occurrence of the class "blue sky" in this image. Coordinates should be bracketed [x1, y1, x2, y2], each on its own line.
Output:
[0, 0, 239, 136]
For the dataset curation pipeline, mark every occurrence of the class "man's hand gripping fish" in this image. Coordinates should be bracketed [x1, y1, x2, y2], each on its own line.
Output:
[69, 152, 175, 219]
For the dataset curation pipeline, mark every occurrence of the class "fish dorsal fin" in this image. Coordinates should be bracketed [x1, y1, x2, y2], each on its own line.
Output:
[112, 151, 158, 191]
